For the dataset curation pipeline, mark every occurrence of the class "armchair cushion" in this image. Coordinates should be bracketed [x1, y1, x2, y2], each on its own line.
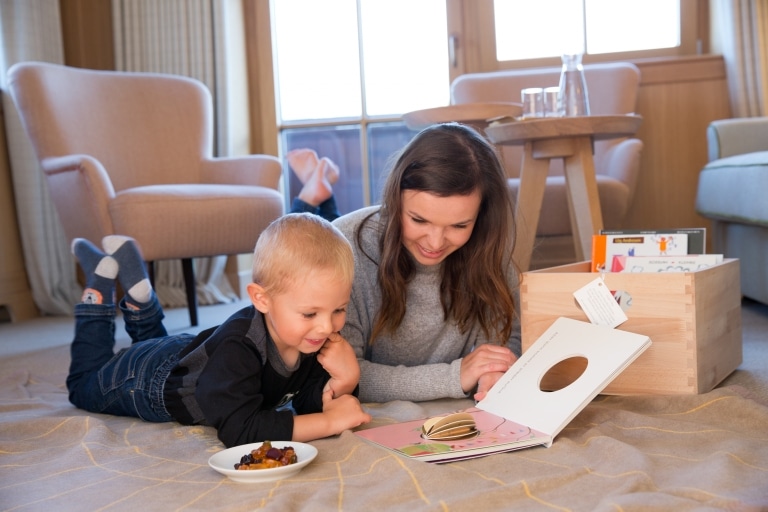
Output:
[696, 151, 768, 225]
[110, 184, 283, 261]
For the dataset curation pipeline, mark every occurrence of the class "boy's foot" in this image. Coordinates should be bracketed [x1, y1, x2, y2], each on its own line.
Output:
[298, 158, 335, 207]
[72, 238, 117, 305]
[102, 235, 153, 309]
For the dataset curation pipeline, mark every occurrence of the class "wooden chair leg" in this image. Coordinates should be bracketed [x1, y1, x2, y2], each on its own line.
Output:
[182, 258, 198, 326]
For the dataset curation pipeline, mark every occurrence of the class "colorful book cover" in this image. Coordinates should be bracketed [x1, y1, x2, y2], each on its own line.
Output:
[592, 232, 689, 272]
[600, 228, 706, 254]
[355, 408, 550, 463]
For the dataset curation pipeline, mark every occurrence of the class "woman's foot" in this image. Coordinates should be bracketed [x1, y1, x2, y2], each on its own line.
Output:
[288, 149, 340, 186]
[298, 158, 336, 207]
[287, 149, 319, 184]
[318, 156, 340, 185]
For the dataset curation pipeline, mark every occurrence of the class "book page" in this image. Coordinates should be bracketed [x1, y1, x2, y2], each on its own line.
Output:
[477, 317, 651, 438]
[355, 407, 550, 462]
[619, 254, 723, 272]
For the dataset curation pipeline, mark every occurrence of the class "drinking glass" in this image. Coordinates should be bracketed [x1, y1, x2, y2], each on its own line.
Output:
[521, 87, 544, 118]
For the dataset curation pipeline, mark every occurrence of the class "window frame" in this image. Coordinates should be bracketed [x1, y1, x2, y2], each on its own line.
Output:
[243, 0, 706, 207]
[453, 0, 704, 74]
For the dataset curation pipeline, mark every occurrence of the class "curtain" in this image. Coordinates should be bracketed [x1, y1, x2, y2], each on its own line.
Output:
[0, 0, 82, 316]
[111, 0, 252, 307]
[710, 0, 768, 117]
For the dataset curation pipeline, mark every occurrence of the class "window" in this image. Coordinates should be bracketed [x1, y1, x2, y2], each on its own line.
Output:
[494, 0, 681, 61]
[251, 1, 702, 212]
[272, 0, 450, 213]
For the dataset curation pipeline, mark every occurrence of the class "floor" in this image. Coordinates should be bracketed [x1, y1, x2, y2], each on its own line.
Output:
[2, 295, 767, 405]
[0, 299, 251, 358]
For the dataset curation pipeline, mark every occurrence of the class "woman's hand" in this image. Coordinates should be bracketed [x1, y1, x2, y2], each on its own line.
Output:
[473, 371, 506, 401]
[459, 343, 516, 396]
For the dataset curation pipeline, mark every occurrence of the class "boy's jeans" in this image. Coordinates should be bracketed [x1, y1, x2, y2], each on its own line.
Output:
[67, 297, 194, 422]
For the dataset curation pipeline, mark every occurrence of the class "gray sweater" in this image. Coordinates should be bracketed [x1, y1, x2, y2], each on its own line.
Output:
[333, 206, 521, 403]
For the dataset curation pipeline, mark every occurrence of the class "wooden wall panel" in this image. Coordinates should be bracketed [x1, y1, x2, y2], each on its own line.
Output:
[627, 56, 732, 252]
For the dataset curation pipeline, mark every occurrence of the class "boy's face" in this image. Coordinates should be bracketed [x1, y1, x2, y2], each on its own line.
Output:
[248, 267, 351, 360]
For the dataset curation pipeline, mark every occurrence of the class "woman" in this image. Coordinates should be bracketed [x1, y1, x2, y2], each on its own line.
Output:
[290, 123, 520, 403]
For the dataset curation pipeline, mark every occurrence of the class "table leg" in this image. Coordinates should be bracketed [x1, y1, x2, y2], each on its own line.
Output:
[563, 137, 604, 261]
[513, 141, 550, 271]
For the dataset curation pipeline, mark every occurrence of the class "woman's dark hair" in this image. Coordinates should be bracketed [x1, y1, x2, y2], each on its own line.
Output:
[358, 122, 518, 345]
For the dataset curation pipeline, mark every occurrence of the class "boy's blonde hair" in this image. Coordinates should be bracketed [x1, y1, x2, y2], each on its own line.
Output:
[252, 213, 354, 295]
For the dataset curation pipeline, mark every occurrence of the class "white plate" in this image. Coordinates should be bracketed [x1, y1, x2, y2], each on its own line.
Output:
[208, 441, 318, 483]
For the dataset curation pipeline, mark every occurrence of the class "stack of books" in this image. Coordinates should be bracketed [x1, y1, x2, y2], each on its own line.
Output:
[591, 228, 723, 273]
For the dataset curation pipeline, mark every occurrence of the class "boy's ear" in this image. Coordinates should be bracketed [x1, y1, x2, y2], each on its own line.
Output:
[246, 282, 270, 313]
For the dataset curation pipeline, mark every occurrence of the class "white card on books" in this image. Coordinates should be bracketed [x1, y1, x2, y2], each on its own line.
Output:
[572, 277, 628, 328]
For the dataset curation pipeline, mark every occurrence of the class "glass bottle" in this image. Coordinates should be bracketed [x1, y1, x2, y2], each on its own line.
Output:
[557, 53, 590, 117]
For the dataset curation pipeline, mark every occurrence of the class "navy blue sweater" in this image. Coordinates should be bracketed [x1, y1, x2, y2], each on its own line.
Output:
[163, 306, 330, 448]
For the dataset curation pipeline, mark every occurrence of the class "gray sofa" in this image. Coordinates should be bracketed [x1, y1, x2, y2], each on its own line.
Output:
[695, 117, 768, 305]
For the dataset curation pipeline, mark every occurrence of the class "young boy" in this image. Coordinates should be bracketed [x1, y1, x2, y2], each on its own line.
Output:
[66, 213, 371, 448]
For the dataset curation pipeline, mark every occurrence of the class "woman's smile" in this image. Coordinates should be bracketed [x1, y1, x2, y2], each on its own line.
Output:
[416, 243, 445, 260]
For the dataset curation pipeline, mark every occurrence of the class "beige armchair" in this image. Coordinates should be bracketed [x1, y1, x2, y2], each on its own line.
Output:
[7, 61, 285, 325]
[451, 62, 643, 268]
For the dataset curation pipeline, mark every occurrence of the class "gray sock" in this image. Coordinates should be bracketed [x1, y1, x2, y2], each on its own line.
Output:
[72, 238, 117, 305]
[102, 235, 153, 307]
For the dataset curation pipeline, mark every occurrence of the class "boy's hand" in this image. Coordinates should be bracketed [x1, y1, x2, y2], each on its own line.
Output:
[291, 390, 371, 442]
[317, 332, 360, 397]
[321, 389, 371, 432]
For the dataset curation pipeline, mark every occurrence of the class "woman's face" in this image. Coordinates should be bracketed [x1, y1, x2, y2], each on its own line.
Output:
[400, 189, 482, 266]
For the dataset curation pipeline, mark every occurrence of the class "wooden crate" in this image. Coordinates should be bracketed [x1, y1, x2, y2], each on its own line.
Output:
[520, 260, 743, 395]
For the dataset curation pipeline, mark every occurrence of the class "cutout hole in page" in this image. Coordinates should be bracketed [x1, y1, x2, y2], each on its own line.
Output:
[539, 356, 589, 392]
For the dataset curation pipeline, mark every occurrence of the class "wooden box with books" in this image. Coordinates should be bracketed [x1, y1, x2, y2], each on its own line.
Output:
[520, 259, 743, 395]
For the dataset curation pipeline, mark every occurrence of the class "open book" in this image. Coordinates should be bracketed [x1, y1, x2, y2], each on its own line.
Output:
[355, 317, 651, 463]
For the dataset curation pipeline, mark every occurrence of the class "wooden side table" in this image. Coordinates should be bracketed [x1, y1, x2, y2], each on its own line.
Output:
[485, 115, 642, 271]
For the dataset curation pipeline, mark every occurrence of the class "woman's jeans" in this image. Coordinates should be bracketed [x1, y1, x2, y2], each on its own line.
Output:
[66, 297, 194, 422]
[291, 196, 340, 221]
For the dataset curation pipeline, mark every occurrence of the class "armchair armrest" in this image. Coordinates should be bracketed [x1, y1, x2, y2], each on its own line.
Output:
[707, 117, 768, 161]
[200, 155, 282, 190]
[40, 155, 115, 242]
